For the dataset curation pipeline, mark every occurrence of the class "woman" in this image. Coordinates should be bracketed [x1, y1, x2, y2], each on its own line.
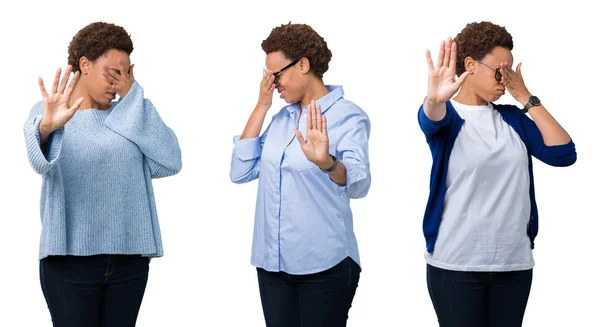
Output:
[418, 22, 576, 327]
[230, 23, 370, 327]
[23, 22, 181, 327]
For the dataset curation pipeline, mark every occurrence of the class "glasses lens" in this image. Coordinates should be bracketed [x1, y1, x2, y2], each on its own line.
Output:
[273, 74, 279, 84]
[495, 70, 502, 82]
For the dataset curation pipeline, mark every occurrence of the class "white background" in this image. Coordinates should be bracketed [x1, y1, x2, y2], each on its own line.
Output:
[1, 0, 597, 326]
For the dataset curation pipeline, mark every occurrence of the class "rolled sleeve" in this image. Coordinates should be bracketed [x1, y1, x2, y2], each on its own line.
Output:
[233, 136, 262, 161]
[332, 107, 371, 199]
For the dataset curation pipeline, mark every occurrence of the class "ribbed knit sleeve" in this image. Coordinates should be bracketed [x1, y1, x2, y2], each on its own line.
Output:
[23, 102, 65, 175]
[104, 81, 182, 178]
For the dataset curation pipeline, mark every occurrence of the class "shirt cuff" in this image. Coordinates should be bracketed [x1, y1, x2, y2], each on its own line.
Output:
[233, 135, 261, 161]
[33, 115, 64, 163]
[331, 160, 368, 192]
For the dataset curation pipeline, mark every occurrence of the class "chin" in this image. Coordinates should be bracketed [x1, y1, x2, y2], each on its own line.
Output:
[488, 95, 501, 103]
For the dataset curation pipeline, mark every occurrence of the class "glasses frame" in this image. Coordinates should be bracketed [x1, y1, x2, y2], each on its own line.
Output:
[273, 59, 299, 84]
[476, 60, 502, 82]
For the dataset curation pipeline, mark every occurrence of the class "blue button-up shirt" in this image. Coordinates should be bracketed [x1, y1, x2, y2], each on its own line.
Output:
[230, 85, 371, 274]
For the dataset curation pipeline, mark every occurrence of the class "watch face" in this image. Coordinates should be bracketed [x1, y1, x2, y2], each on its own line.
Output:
[530, 96, 541, 106]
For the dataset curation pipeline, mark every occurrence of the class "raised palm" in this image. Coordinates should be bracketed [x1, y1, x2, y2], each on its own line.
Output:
[293, 100, 330, 168]
[426, 37, 469, 104]
[39, 65, 84, 133]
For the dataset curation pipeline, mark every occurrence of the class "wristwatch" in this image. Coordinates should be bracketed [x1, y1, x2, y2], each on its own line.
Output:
[320, 154, 339, 174]
[522, 95, 541, 113]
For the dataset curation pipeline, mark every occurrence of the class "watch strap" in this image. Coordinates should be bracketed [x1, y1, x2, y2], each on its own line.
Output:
[320, 154, 339, 173]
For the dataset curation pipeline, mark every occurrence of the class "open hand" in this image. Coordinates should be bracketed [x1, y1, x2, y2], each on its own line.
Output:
[38, 65, 84, 134]
[425, 37, 469, 105]
[293, 100, 332, 169]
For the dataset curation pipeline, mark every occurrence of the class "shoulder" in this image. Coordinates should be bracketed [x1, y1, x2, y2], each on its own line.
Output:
[332, 99, 369, 121]
[493, 103, 523, 116]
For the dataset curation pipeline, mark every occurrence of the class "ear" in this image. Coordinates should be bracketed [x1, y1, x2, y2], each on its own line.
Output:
[298, 57, 311, 74]
[464, 56, 477, 74]
[79, 56, 91, 75]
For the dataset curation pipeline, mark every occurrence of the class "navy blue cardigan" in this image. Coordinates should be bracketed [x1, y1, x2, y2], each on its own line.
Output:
[418, 101, 577, 253]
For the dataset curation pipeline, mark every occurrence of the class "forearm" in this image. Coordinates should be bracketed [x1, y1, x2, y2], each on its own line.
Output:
[241, 105, 269, 140]
[328, 161, 347, 186]
[38, 122, 53, 150]
[423, 97, 447, 121]
[315, 156, 347, 186]
[526, 105, 571, 146]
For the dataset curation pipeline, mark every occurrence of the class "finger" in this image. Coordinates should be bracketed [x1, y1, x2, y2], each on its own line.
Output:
[38, 77, 49, 98]
[268, 74, 275, 88]
[69, 97, 85, 112]
[293, 129, 305, 145]
[103, 71, 117, 84]
[51, 68, 61, 94]
[118, 58, 127, 75]
[128, 64, 135, 80]
[262, 70, 272, 88]
[436, 40, 445, 69]
[442, 37, 452, 68]
[306, 101, 313, 131]
[322, 114, 328, 137]
[311, 100, 318, 131]
[315, 103, 322, 133]
[64, 71, 80, 97]
[516, 62, 522, 77]
[268, 81, 276, 94]
[426, 49, 434, 71]
[103, 65, 120, 81]
[58, 65, 73, 93]
[449, 42, 457, 73]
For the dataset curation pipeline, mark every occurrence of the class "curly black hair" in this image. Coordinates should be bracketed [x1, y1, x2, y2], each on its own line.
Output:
[67, 22, 133, 72]
[261, 23, 332, 79]
[454, 21, 513, 76]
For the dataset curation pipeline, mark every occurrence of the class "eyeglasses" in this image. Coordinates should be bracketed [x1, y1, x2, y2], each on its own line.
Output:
[273, 59, 299, 84]
[476, 60, 502, 82]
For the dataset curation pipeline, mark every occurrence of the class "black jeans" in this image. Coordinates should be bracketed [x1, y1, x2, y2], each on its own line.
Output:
[40, 254, 150, 327]
[427, 264, 533, 327]
[257, 257, 361, 327]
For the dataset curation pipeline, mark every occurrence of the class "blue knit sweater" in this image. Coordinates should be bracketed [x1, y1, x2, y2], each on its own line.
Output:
[24, 81, 182, 260]
[418, 101, 576, 253]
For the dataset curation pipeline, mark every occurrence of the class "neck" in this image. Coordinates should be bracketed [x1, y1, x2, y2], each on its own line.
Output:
[70, 79, 104, 110]
[453, 85, 488, 106]
[300, 77, 329, 109]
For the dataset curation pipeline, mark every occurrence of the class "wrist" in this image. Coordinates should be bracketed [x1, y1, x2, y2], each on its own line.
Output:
[425, 96, 444, 107]
[254, 103, 271, 112]
[315, 155, 335, 170]
[516, 92, 532, 107]
[39, 120, 55, 135]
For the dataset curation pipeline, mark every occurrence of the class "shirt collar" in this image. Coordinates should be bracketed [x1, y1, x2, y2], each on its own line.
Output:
[285, 85, 344, 115]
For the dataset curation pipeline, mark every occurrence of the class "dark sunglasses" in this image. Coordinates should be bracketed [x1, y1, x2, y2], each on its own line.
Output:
[476, 60, 502, 82]
[273, 59, 299, 84]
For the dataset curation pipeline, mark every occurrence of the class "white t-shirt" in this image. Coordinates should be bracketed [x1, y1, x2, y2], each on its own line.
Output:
[425, 100, 534, 272]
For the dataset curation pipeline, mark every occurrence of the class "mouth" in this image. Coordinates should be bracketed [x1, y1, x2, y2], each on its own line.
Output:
[278, 89, 285, 99]
[107, 92, 117, 100]
[496, 88, 506, 95]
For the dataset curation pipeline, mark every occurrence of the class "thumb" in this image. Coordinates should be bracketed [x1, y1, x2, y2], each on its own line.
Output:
[293, 129, 305, 145]
[456, 71, 469, 86]
[69, 97, 85, 112]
